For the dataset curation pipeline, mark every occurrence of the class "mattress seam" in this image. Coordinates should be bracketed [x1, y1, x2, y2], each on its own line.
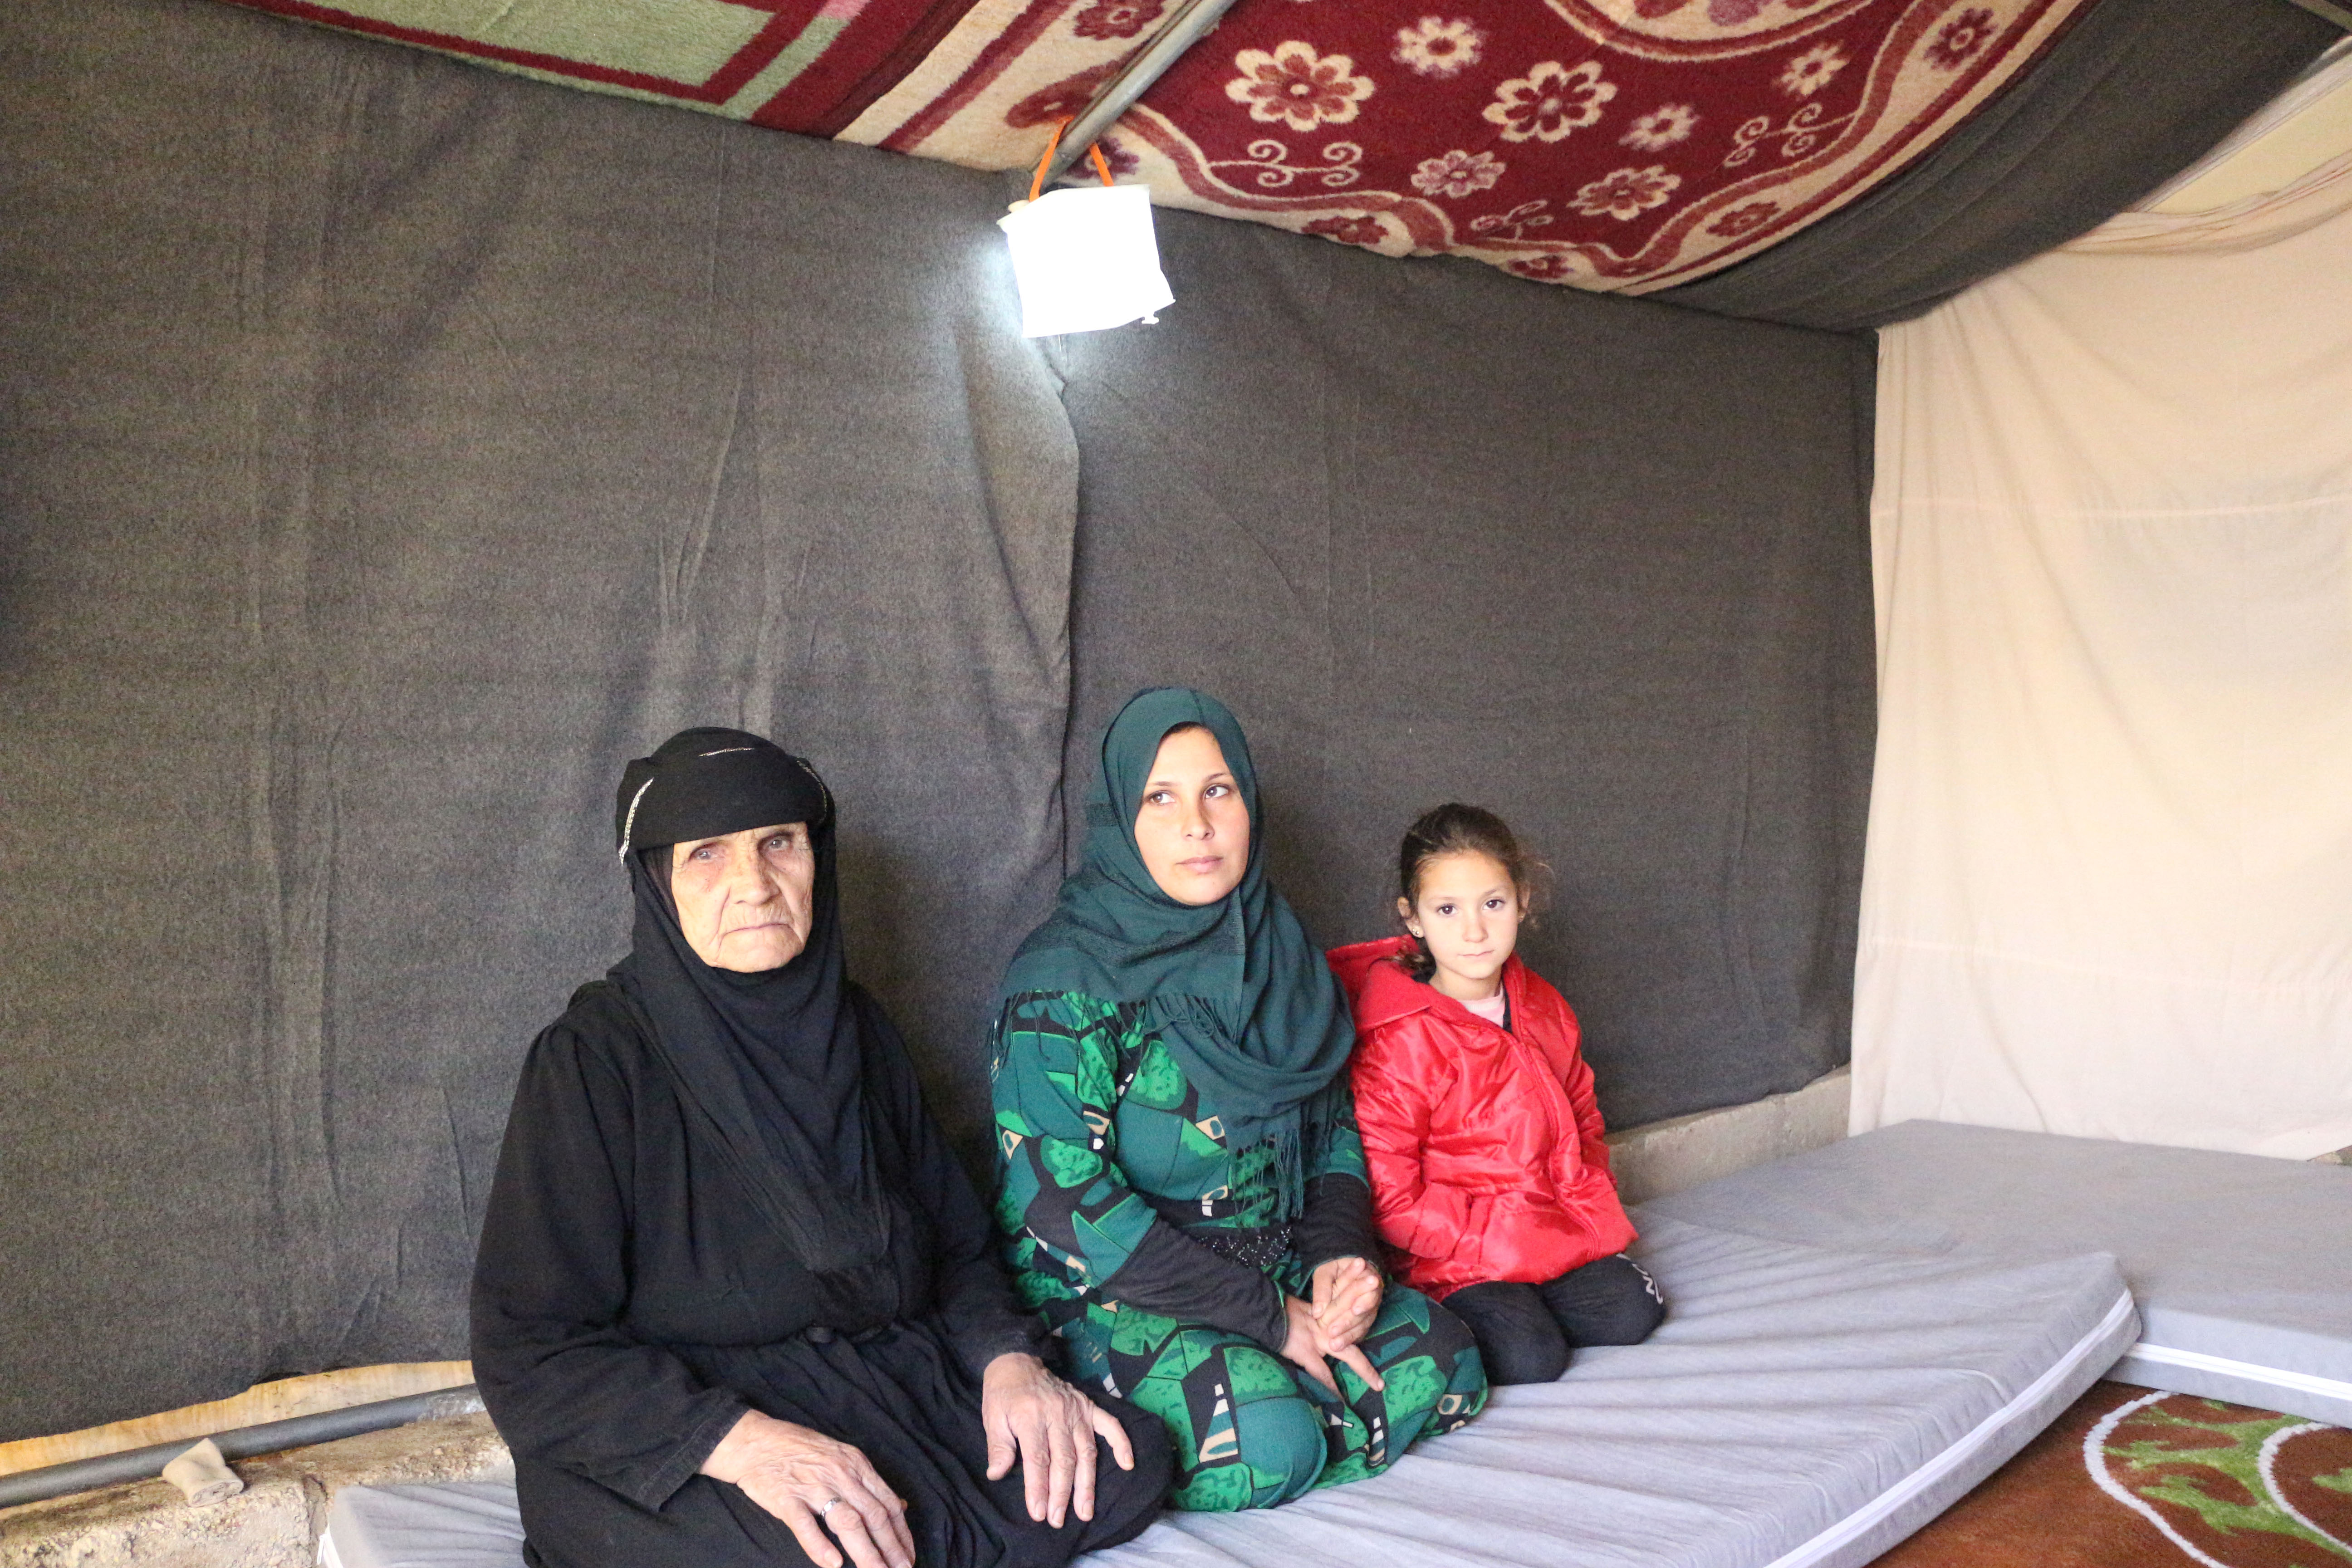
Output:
[2120, 1341, 2352, 1402]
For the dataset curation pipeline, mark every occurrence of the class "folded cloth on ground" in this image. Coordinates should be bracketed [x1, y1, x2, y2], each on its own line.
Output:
[1642, 1119, 2352, 1427]
[322, 1217, 2134, 1568]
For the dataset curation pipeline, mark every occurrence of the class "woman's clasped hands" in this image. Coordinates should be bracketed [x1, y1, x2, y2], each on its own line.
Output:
[1279, 1254, 1386, 1394]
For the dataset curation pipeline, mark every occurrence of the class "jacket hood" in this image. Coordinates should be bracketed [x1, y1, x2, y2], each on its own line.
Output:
[1328, 934, 1527, 1033]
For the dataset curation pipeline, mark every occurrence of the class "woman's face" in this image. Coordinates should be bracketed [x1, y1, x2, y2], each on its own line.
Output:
[669, 823, 816, 972]
[1400, 850, 1524, 1000]
[1132, 725, 1250, 906]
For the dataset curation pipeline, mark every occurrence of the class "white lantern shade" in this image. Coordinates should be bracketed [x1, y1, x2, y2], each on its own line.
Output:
[997, 185, 1175, 338]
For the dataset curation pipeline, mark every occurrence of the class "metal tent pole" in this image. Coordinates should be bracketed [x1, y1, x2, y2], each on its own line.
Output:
[0, 1386, 483, 1511]
[1041, 0, 1242, 186]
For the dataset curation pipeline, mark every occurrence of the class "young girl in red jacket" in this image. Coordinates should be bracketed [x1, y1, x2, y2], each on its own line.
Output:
[1328, 804, 1663, 1385]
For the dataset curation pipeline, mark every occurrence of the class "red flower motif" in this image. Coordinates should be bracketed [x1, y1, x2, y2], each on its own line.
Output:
[1006, 64, 1117, 128]
[1226, 42, 1375, 134]
[1925, 8, 1998, 69]
[1412, 148, 1507, 200]
[1073, 0, 1164, 41]
[1393, 17, 1484, 79]
[1509, 255, 1573, 280]
[1306, 215, 1387, 248]
[1570, 165, 1682, 221]
[1778, 43, 1846, 98]
[1483, 61, 1617, 145]
[1706, 201, 1780, 238]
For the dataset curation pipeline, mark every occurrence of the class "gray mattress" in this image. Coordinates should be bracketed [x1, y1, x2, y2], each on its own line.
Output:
[1642, 1119, 2352, 1427]
[321, 1215, 2133, 1568]
[321, 1481, 523, 1568]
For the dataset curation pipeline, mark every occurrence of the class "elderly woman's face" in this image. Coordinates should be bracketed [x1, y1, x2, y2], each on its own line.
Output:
[1133, 725, 1250, 906]
[669, 823, 816, 972]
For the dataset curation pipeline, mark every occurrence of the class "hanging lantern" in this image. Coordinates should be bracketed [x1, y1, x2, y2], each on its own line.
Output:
[998, 126, 1173, 338]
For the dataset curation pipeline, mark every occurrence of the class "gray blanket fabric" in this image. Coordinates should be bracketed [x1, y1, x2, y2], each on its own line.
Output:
[2, 0, 1886, 1442]
[324, 1482, 524, 1568]
[1051, 211, 1878, 1135]
[1646, 1120, 2352, 1427]
[0, 0, 1076, 1439]
[319, 1217, 2135, 1568]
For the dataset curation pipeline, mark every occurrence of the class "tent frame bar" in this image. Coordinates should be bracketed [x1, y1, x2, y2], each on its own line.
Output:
[0, 1387, 482, 1511]
[1043, 0, 1241, 185]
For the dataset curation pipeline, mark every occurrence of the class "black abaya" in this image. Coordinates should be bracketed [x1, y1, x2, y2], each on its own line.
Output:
[471, 981, 1172, 1568]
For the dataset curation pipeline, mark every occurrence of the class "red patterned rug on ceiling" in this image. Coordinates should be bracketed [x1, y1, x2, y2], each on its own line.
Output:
[208, 0, 989, 136]
[211, 0, 2096, 294]
[1099, 0, 2097, 291]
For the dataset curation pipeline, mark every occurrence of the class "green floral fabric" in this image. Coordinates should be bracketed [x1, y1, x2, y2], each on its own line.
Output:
[1054, 1263, 1486, 1509]
[991, 989, 1487, 1509]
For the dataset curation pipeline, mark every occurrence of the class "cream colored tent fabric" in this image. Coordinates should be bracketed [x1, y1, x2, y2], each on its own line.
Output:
[2064, 147, 2352, 254]
[1855, 200, 2352, 1160]
[2064, 43, 2352, 256]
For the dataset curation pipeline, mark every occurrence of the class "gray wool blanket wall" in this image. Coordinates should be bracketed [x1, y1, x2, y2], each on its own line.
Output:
[8, 0, 1879, 1442]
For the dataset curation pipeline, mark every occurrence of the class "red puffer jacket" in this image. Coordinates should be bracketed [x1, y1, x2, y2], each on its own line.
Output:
[1331, 936, 1636, 1299]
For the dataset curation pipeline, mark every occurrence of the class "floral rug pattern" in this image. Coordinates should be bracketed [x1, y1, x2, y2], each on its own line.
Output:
[1096, 0, 2096, 291]
[1881, 1382, 2352, 1568]
[211, 0, 2099, 296]
[2087, 1391, 2352, 1568]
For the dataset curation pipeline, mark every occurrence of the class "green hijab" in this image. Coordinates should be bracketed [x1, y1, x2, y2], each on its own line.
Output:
[996, 687, 1356, 1220]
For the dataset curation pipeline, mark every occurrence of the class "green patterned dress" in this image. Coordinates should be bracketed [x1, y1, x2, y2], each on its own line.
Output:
[991, 990, 1488, 1511]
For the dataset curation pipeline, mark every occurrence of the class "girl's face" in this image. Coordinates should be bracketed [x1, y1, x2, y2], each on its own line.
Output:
[1400, 850, 1524, 1002]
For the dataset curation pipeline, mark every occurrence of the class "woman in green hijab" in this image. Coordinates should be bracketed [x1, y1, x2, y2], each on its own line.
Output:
[990, 688, 1488, 1512]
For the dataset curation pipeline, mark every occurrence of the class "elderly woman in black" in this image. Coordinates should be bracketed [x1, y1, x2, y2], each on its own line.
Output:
[472, 729, 1171, 1568]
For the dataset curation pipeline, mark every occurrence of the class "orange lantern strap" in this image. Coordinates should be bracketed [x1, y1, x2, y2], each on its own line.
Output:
[1088, 142, 1115, 186]
[1027, 118, 1073, 204]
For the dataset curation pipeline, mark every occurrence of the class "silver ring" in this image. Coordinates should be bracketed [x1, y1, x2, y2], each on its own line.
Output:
[820, 1498, 841, 1519]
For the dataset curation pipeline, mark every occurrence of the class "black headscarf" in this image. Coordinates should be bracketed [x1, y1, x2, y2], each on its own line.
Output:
[607, 727, 892, 1278]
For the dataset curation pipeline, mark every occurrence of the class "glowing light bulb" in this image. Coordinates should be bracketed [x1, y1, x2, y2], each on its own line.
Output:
[998, 185, 1175, 338]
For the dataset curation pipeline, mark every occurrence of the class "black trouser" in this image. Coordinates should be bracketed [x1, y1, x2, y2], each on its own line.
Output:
[1442, 1253, 1666, 1386]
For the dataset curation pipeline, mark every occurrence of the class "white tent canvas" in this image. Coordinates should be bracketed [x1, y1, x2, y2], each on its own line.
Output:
[1856, 91, 2352, 1158]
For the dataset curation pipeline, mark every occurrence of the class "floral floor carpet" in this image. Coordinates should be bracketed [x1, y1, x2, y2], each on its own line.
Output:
[1879, 1381, 2352, 1568]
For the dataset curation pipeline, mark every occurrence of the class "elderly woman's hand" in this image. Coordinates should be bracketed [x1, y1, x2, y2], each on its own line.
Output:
[981, 1351, 1137, 1528]
[701, 1409, 914, 1568]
